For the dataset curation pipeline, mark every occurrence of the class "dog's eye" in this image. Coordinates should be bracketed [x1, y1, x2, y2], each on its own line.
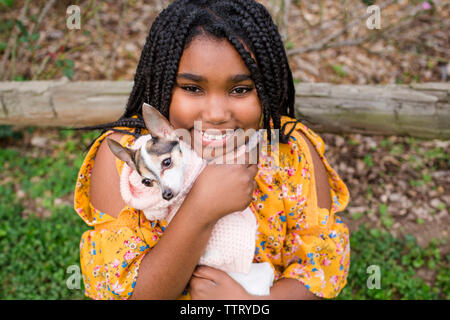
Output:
[162, 158, 172, 168]
[141, 178, 153, 187]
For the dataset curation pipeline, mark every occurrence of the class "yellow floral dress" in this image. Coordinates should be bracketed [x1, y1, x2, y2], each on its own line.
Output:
[73, 115, 351, 300]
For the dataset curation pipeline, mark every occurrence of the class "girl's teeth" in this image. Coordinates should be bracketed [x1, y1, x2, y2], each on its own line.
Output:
[200, 131, 233, 141]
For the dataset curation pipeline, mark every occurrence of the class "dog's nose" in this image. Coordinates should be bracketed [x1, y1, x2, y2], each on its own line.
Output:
[162, 189, 174, 200]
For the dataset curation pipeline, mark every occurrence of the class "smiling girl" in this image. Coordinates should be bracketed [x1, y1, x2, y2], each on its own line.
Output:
[73, 0, 350, 300]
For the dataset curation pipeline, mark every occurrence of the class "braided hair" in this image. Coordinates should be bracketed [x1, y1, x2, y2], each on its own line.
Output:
[73, 0, 296, 152]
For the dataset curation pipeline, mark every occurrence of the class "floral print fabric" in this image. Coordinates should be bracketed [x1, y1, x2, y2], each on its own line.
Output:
[73, 115, 350, 299]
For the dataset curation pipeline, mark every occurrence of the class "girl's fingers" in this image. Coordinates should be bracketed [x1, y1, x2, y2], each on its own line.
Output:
[250, 180, 257, 194]
[247, 163, 258, 178]
[193, 265, 225, 281]
[189, 275, 215, 291]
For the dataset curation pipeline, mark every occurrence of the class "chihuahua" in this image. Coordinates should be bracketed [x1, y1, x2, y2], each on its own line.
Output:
[106, 103, 187, 201]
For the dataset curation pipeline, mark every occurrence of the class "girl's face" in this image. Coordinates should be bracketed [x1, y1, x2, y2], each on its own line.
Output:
[169, 35, 262, 160]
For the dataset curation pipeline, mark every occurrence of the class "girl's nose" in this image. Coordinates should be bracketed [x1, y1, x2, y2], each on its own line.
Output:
[202, 95, 230, 125]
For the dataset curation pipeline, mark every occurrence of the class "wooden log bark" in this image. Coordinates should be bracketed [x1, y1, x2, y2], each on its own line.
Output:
[0, 79, 448, 139]
[295, 82, 449, 139]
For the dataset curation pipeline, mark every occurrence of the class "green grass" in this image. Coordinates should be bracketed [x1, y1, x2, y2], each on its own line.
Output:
[0, 187, 89, 299]
[0, 127, 448, 299]
[0, 126, 99, 299]
[337, 225, 449, 300]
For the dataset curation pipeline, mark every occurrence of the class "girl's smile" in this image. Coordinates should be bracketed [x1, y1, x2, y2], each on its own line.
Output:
[168, 35, 262, 160]
[193, 127, 236, 148]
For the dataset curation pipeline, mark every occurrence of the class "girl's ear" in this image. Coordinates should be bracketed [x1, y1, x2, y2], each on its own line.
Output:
[106, 138, 137, 171]
[142, 103, 177, 140]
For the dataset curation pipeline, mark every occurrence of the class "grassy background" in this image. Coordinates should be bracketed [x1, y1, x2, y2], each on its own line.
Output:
[0, 126, 448, 300]
[0, 126, 95, 299]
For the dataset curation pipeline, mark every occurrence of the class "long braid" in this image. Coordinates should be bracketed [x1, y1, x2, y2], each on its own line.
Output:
[160, 12, 202, 117]
[221, 27, 274, 144]
[221, 0, 284, 107]
[213, 1, 284, 143]
[235, 0, 295, 119]
[125, 5, 174, 118]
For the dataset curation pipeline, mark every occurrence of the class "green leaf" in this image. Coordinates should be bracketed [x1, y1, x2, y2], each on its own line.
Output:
[18, 35, 28, 43]
[13, 75, 25, 81]
[351, 211, 365, 221]
[427, 259, 436, 270]
[413, 258, 424, 268]
[381, 215, 394, 228]
[29, 32, 39, 41]
[0, 0, 14, 8]
[332, 64, 347, 77]
[369, 229, 381, 238]
[422, 173, 432, 184]
[363, 154, 374, 168]
[285, 40, 295, 50]
[63, 59, 74, 68]
[61, 59, 75, 79]
[401, 255, 410, 266]
[379, 203, 388, 216]
[15, 19, 28, 37]
[361, 0, 375, 5]
[62, 67, 74, 79]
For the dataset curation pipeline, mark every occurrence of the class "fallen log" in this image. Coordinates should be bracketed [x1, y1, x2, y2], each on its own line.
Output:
[0, 79, 448, 139]
[294, 82, 449, 139]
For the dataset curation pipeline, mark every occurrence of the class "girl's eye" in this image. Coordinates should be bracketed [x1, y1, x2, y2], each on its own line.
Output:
[162, 158, 172, 168]
[141, 178, 153, 187]
[231, 87, 253, 95]
[181, 85, 202, 93]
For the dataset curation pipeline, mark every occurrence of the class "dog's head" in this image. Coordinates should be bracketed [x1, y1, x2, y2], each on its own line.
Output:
[107, 103, 186, 201]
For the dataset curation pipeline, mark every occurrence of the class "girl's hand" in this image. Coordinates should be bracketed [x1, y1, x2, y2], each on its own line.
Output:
[188, 266, 252, 300]
[187, 162, 258, 224]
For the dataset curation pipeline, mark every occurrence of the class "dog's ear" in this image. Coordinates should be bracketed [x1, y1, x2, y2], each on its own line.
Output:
[142, 103, 177, 140]
[106, 138, 137, 171]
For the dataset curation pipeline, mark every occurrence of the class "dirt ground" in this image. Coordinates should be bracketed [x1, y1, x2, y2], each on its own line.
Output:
[320, 132, 449, 254]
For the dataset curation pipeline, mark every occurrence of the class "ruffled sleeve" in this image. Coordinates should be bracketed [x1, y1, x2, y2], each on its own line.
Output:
[79, 222, 151, 299]
[278, 118, 351, 299]
[74, 124, 166, 300]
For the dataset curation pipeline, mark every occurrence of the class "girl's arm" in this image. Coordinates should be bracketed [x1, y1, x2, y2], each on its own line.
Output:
[129, 192, 216, 300]
[255, 278, 321, 300]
